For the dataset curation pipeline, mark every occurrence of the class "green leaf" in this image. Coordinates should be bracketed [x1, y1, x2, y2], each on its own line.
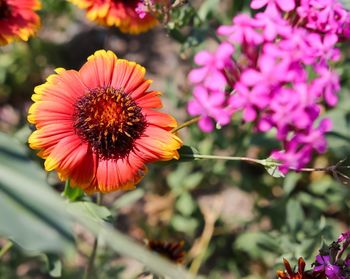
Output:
[63, 179, 84, 202]
[339, 0, 350, 9]
[0, 132, 75, 253]
[264, 158, 285, 178]
[286, 199, 304, 233]
[167, 164, 203, 194]
[283, 173, 301, 196]
[171, 215, 198, 235]
[177, 145, 200, 162]
[198, 0, 220, 20]
[113, 188, 144, 211]
[234, 232, 281, 259]
[176, 192, 196, 216]
[67, 201, 112, 224]
[45, 254, 62, 278]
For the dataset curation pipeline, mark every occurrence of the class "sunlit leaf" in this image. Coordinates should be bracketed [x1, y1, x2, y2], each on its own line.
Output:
[0, 132, 75, 253]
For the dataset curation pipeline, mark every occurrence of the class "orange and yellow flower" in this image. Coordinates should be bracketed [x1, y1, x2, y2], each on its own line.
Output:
[0, 0, 41, 45]
[69, 0, 158, 34]
[28, 50, 182, 193]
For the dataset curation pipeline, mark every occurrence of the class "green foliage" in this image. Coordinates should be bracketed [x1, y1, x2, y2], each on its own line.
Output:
[63, 179, 84, 201]
[0, 132, 75, 254]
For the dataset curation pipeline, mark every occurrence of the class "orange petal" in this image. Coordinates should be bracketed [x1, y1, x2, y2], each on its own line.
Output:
[28, 123, 75, 155]
[135, 91, 162, 109]
[44, 135, 85, 172]
[93, 155, 146, 193]
[79, 50, 117, 89]
[143, 109, 178, 129]
[60, 148, 98, 189]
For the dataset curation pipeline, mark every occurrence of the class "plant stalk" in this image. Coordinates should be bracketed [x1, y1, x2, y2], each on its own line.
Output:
[171, 116, 200, 133]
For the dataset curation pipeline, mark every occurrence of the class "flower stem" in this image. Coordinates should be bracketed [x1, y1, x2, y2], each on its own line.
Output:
[83, 193, 102, 279]
[182, 153, 350, 175]
[183, 153, 266, 165]
[171, 116, 200, 133]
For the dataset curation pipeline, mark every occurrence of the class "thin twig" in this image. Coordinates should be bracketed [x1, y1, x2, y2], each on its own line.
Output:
[189, 197, 222, 275]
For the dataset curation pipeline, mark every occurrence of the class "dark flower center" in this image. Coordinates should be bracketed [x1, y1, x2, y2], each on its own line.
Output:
[73, 87, 146, 160]
[0, 0, 11, 19]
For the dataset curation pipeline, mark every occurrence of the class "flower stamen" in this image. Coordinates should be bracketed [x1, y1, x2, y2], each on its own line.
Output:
[73, 87, 147, 160]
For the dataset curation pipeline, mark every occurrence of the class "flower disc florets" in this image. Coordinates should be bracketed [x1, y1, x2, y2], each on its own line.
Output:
[73, 86, 147, 160]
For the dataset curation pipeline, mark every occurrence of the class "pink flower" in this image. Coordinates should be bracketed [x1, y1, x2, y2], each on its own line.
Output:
[188, 42, 234, 91]
[306, 33, 340, 62]
[314, 255, 341, 279]
[135, 2, 148, 19]
[271, 142, 313, 173]
[230, 82, 270, 122]
[187, 86, 232, 132]
[251, 0, 295, 14]
[217, 14, 263, 45]
[254, 12, 291, 41]
[240, 53, 292, 88]
[338, 231, 350, 243]
[295, 118, 332, 153]
[297, 0, 348, 35]
[311, 66, 340, 106]
[187, 0, 347, 171]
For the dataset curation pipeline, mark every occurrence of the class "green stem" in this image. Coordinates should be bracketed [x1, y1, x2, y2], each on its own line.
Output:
[182, 153, 265, 165]
[83, 193, 102, 279]
[182, 153, 346, 173]
[171, 116, 200, 133]
[0, 241, 13, 259]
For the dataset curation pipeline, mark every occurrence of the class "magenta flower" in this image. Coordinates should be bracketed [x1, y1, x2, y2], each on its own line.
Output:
[311, 66, 340, 106]
[271, 142, 313, 173]
[135, 2, 148, 19]
[254, 12, 291, 41]
[297, 0, 349, 34]
[269, 86, 316, 138]
[251, 0, 295, 14]
[295, 118, 332, 153]
[187, 86, 232, 132]
[188, 42, 234, 91]
[217, 14, 263, 45]
[314, 255, 341, 279]
[338, 231, 350, 243]
[240, 53, 292, 88]
[306, 33, 340, 62]
[187, 0, 347, 171]
[230, 82, 270, 122]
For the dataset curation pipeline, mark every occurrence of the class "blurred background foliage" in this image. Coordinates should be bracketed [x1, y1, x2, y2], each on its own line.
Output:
[0, 0, 350, 278]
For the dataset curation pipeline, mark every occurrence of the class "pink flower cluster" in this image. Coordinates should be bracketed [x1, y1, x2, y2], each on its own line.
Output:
[187, 0, 349, 171]
[135, 1, 151, 19]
